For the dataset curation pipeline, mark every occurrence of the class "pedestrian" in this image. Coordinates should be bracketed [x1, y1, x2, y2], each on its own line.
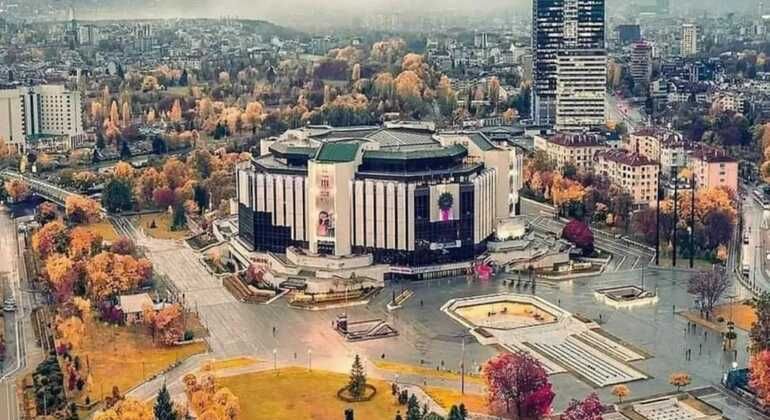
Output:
[699, 343, 702, 355]
[420, 300, 424, 308]
[272, 326, 276, 337]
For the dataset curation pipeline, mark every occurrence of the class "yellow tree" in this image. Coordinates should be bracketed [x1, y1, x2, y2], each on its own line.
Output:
[110, 100, 120, 125]
[85, 252, 153, 300]
[45, 254, 78, 302]
[669, 372, 691, 392]
[351, 63, 361, 82]
[121, 101, 131, 128]
[65, 195, 101, 224]
[56, 316, 85, 350]
[114, 161, 135, 180]
[162, 157, 190, 190]
[69, 226, 101, 258]
[32, 220, 67, 258]
[94, 397, 154, 420]
[134, 167, 163, 207]
[611, 384, 630, 403]
[141, 75, 159, 92]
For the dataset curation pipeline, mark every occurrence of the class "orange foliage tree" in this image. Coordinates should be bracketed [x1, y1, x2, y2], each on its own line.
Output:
[45, 254, 78, 302]
[69, 226, 102, 259]
[94, 397, 154, 420]
[4, 179, 30, 202]
[751, 350, 770, 406]
[84, 252, 153, 300]
[32, 221, 67, 258]
[143, 303, 184, 345]
[65, 195, 101, 224]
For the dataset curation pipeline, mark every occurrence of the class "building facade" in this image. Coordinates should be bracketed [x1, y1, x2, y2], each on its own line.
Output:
[0, 85, 83, 151]
[630, 41, 653, 85]
[681, 24, 698, 57]
[595, 149, 659, 206]
[534, 132, 608, 171]
[532, 0, 606, 128]
[236, 123, 522, 279]
[555, 49, 607, 130]
[688, 146, 738, 192]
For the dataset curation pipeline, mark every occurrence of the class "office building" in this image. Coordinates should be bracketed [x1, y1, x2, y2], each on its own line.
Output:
[532, 0, 606, 128]
[0, 85, 83, 151]
[630, 41, 653, 85]
[616, 24, 641, 45]
[681, 24, 698, 57]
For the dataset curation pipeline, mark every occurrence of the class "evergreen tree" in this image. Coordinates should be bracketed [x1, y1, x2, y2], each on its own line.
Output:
[406, 394, 422, 420]
[171, 204, 187, 231]
[102, 179, 133, 213]
[179, 69, 189, 86]
[344, 408, 354, 420]
[193, 185, 209, 214]
[348, 354, 367, 398]
[447, 405, 464, 420]
[120, 140, 131, 159]
[154, 383, 177, 420]
[458, 403, 467, 419]
[95, 132, 105, 150]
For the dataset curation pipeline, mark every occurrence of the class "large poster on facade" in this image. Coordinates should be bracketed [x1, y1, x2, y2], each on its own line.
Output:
[315, 168, 336, 238]
[429, 184, 461, 222]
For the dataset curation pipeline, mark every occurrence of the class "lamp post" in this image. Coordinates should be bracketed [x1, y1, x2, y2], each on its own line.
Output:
[307, 349, 312, 371]
[273, 348, 277, 372]
[690, 174, 695, 269]
[461, 336, 466, 395]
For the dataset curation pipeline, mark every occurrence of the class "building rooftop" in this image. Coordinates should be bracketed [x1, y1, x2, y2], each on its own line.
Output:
[548, 132, 607, 148]
[315, 142, 360, 163]
[689, 145, 737, 163]
[597, 149, 656, 166]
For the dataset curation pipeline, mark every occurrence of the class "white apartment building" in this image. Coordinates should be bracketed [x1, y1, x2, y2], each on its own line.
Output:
[595, 149, 659, 206]
[0, 85, 83, 150]
[681, 24, 698, 57]
[555, 50, 607, 131]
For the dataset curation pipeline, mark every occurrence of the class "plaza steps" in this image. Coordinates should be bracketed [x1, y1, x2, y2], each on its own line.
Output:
[222, 276, 272, 303]
[503, 343, 565, 375]
[527, 338, 647, 387]
[573, 330, 645, 362]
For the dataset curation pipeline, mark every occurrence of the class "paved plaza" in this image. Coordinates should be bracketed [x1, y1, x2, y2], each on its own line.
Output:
[115, 215, 755, 411]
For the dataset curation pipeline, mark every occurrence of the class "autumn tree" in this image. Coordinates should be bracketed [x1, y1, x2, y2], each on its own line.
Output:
[483, 352, 554, 418]
[95, 397, 154, 420]
[56, 316, 85, 351]
[4, 179, 29, 202]
[687, 267, 729, 318]
[153, 187, 176, 209]
[110, 236, 136, 255]
[669, 372, 691, 392]
[162, 157, 190, 190]
[65, 195, 101, 224]
[69, 226, 101, 259]
[32, 220, 68, 258]
[608, 386, 629, 406]
[45, 254, 78, 302]
[113, 161, 135, 180]
[750, 350, 770, 406]
[36, 201, 58, 224]
[169, 99, 183, 123]
[84, 252, 153, 300]
[751, 292, 770, 353]
[562, 219, 594, 256]
[563, 393, 603, 420]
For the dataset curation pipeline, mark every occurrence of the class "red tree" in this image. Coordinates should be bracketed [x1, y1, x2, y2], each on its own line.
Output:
[561, 219, 594, 255]
[563, 393, 603, 420]
[751, 350, 770, 406]
[483, 352, 554, 418]
[153, 187, 176, 209]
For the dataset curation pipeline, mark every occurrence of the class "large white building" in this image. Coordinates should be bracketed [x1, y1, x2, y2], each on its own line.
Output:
[0, 85, 83, 150]
[555, 49, 607, 130]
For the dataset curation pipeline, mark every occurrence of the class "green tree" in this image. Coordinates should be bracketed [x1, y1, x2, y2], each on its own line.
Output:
[348, 354, 367, 398]
[102, 179, 133, 213]
[154, 383, 177, 420]
[406, 394, 422, 420]
[171, 204, 187, 231]
[448, 405, 465, 420]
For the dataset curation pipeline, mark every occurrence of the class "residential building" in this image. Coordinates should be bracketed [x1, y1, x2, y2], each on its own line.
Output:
[595, 149, 659, 206]
[0, 85, 83, 151]
[534, 132, 608, 171]
[688, 146, 738, 192]
[681, 24, 698, 57]
[555, 49, 607, 130]
[625, 128, 688, 175]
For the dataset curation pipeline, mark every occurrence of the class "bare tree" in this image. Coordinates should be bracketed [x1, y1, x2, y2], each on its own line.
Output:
[687, 267, 729, 318]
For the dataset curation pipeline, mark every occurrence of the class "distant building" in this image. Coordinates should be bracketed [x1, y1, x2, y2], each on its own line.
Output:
[0, 85, 83, 151]
[630, 41, 653, 85]
[681, 24, 698, 57]
[534, 132, 608, 171]
[625, 128, 688, 176]
[616, 24, 642, 45]
[595, 149, 659, 206]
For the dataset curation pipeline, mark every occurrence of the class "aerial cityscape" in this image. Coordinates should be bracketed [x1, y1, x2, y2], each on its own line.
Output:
[0, 0, 769, 419]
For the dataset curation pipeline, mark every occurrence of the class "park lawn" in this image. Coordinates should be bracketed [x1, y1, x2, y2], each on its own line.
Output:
[76, 320, 206, 402]
[136, 213, 189, 240]
[217, 367, 403, 420]
[713, 302, 756, 331]
[373, 360, 484, 386]
[83, 221, 119, 242]
[201, 356, 260, 372]
[424, 386, 489, 415]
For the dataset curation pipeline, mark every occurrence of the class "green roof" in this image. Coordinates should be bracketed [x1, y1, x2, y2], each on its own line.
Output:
[315, 142, 360, 163]
[363, 143, 467, 161]
[469, 133, 497, 151]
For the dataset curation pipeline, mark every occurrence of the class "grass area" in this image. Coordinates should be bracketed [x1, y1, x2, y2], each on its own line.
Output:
[373, 360, 484, 386]
[76, 319, 206, 402]
[424, 386, 489, 414]
[136, 213, 189, 240]
[201, 356, 260, 372]
[218, 367, 404, 420]
[83, 221, 119, 242]
[713, 302, 756, 331]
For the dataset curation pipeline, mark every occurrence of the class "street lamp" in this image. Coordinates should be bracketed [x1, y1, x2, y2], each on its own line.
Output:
[307, 349, 312, 371]
[273, 348, 277, 372]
